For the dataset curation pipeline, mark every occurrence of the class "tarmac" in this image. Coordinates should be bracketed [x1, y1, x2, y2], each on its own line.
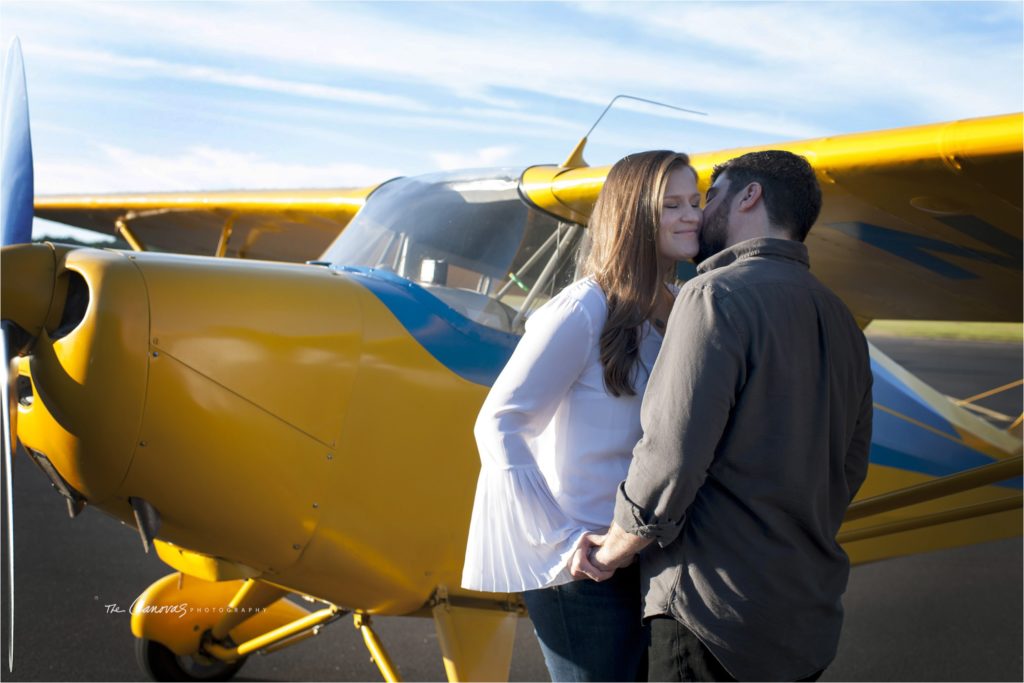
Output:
[1, 336, 1021, 682]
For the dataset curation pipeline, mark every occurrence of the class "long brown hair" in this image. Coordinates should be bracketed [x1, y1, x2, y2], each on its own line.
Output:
[578, 150, 692, 397]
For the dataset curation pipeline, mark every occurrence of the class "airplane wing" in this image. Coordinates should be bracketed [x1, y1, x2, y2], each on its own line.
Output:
[37, 114, 1020, 305]
[523, 112, 1023, 324]
[34, 184, 382, 263]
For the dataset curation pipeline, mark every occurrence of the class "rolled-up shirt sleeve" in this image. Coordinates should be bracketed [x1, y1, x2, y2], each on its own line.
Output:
[613, 285, 745, 548]
[462, 295, 594, 592]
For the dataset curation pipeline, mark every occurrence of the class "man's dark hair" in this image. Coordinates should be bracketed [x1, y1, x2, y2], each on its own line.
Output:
[710, 151, 822, 242]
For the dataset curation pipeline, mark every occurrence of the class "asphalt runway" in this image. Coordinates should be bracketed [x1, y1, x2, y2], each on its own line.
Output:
[1, 337, 1021, 682]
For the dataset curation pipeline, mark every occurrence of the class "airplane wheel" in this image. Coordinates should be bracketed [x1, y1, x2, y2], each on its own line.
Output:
[135, 638, 247, 682]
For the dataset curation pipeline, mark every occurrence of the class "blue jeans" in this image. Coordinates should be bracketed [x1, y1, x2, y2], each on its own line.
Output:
[522, 563, 649, 682]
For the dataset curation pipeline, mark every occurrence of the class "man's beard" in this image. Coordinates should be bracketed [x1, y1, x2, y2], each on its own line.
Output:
[696, 202, 730, 264]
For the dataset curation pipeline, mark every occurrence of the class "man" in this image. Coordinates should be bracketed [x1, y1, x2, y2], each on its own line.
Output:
[572, 151, 873, 682]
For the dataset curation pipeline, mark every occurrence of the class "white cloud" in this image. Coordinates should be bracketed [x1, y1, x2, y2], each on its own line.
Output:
[13, 1, 844, 138]
[577, 2, 1022, 118]
[432, 146, 517, 171]
[37, 144, 401, 194]
[42, 1, 1017, 137]
[29, 44, 428, 111]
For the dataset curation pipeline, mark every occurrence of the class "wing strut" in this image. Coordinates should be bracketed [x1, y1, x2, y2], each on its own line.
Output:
[839, 455, 1023, 544]
[115, 217, 146, 252]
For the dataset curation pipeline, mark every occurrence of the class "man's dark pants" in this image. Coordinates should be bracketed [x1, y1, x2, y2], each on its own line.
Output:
[647, 616, 824, 682]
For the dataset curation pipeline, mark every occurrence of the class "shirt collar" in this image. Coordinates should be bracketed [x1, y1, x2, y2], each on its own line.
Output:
[696, 237, 809, 275]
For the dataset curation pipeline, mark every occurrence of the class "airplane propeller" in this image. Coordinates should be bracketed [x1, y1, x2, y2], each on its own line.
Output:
[1, 35, 35, 672]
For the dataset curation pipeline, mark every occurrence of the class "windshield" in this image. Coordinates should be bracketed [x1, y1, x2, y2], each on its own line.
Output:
[321, 168, 584, 333]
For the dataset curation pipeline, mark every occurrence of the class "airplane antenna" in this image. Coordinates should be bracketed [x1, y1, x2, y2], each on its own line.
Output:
[561, 95, 708, 169]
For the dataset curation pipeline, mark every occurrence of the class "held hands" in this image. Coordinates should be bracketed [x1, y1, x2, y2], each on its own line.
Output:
[569, 532, 636, 582]
[569, 523, 649, 582]
[569, 533, 613, 582]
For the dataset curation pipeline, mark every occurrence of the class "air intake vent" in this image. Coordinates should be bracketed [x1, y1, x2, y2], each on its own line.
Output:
[51, 270, 89, 340]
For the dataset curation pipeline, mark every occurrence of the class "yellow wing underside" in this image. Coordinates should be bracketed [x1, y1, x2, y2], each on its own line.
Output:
[35, 185, 381, 263]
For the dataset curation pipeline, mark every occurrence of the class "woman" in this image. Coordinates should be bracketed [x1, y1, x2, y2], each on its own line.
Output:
[461, 151, 702, 682]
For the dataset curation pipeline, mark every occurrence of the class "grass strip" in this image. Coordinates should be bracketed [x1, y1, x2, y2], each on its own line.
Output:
[866, 321, 1023, 342]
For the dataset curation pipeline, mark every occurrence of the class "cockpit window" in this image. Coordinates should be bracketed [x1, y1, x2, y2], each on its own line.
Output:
[321, 168, 584, 333]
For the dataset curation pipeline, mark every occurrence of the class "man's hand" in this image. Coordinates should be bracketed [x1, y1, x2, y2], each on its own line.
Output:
[592, 523, 651, 572]
[569, 523, 652, 582]
[569, 533, 613, 582]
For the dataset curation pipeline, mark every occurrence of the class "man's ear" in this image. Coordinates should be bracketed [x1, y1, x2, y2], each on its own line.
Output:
[736, 182, 763, 212]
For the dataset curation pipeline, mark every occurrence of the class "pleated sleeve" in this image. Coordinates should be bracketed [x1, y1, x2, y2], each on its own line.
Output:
[461, 290, 596, 592]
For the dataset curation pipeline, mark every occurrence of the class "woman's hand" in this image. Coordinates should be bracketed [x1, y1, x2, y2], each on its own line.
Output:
[569, 533, 614, 582]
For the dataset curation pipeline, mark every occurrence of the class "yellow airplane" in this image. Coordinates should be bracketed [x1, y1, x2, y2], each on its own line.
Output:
[1, 41, 1021, 681]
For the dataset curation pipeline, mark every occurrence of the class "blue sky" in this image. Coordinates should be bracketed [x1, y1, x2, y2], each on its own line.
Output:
[1, 1, 1021, 239]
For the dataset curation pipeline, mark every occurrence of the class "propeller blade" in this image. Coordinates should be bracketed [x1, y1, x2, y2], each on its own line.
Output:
[1, 37, 34, 246]
[0, 323, 15, 672]
[0, 36, 33, 671]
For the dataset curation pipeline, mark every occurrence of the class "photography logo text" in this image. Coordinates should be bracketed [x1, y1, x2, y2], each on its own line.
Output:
[104, 597, 266, 620]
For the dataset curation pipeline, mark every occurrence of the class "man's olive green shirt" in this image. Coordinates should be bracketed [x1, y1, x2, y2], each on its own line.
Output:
[613, 237, 872, 681]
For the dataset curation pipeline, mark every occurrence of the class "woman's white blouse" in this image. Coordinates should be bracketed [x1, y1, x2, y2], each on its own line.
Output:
[461, 278, 668, 593]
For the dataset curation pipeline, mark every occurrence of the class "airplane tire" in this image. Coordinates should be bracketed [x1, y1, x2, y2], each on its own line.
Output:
[135, 638, 247, 682]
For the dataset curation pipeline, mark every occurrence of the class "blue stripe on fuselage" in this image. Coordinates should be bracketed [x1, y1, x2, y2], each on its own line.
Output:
[338, 266, 518, 386]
